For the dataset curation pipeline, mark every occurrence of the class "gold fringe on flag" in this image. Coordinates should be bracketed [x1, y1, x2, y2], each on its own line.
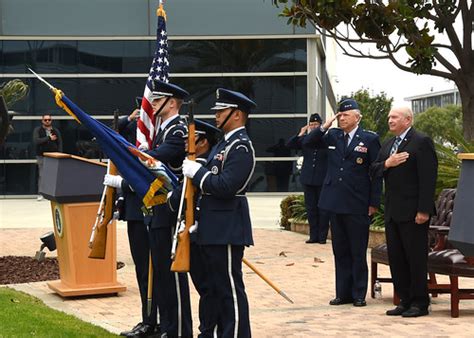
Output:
[53, 89, 81, 124]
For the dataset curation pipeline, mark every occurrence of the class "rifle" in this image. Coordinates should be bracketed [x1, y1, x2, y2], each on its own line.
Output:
[88, 110, 120, 259]
[170, 100, 196, 272]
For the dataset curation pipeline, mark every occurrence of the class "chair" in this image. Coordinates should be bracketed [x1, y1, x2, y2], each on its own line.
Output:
[370, 189, 457, 303]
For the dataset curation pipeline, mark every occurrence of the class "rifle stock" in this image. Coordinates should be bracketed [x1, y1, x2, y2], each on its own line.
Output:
[171, 101, 196, 272]
[88, 161, 118, 259]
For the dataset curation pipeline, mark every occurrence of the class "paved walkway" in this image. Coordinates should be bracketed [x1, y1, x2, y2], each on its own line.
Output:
[2, 199, 474, 336]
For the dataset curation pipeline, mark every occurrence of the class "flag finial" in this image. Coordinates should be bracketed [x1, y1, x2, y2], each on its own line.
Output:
[157, 2, 166, 20]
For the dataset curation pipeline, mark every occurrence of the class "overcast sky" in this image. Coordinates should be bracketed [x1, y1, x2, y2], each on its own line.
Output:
[334, 47, 456, 107]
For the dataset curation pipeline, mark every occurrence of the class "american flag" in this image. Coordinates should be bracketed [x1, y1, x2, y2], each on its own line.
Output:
[136, 4, 169, 150]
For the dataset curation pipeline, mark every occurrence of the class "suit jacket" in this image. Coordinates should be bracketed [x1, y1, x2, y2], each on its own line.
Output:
[287, 133, 328, 186]
[191, 128, 255, 246]
[371, 128, 438, 222]
[305, 126, 383, 214]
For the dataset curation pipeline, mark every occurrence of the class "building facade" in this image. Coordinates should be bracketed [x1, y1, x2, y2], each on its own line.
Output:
[405, 88, 460, 114]
[0, 0, 337, 197]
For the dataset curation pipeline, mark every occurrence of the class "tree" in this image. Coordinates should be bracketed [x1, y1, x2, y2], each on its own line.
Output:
[272, 0, 474, 140]
[345, 89, 393, 141]
[414, 104, 462, 144]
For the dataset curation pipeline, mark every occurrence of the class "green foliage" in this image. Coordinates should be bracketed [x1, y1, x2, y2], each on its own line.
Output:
[289, 195, 306, 221]
[279, 194, 301, 230]
[0, 287, 117, 337]
[414, 105, 462, 145]
[0, 79, 29, 106]
[344, 89, 393, 141]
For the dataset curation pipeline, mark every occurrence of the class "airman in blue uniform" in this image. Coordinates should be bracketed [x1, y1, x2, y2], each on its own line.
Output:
[304, 98, 382, 307]
[168, 119, 221, 337]
[147, 80, 192, 338]
[287, 113, 329, 244]
[182, 88, 256, 338]
[104, 108, 160, 338]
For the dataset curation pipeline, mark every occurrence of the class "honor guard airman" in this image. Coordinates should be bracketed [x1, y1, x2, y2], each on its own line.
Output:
[147, 80, 193, 338]
[168, 119, 221, 337]
[181, 88, 256, 338]
[304, 98, 382, 308]
[103, 108, 160, 337]
[287, 113, 330, 244]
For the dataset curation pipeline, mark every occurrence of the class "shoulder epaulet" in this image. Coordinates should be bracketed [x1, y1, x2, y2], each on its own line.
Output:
[365, 129, 377, 135]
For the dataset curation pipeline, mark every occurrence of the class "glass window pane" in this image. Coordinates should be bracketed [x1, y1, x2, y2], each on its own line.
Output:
[0, 163, 37, 195]
[78, 41, 152, 73]
[248, 160, 303, 193]
[169, 39, 307, 73]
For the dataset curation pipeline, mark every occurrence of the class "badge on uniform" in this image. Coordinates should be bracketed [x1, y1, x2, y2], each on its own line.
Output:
[354, 146, 368, 153]
[356, 157, 364, 164]
[211, 166, 219, 174]
[214, 153, 224, 161]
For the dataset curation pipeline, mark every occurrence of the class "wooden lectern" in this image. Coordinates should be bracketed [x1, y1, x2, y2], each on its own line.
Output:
[40, 152, 126, 297]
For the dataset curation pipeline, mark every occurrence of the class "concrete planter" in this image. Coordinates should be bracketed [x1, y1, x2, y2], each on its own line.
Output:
[289, 219, 386, 248]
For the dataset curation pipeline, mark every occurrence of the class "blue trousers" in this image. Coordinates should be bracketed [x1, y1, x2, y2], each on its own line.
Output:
[200, 245, 251, 338]
[149, 227, 193, 337]
[330, 213, 370, 300]
[304, 184, 330, 242]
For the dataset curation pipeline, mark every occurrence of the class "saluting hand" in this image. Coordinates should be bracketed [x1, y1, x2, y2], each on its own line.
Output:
[384, 151, 409, 169]
[298, 125, 309, 136]
[322, 112, 340, 131]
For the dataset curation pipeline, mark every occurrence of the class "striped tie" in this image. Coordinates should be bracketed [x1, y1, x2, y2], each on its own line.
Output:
[390, 136, 402, 155]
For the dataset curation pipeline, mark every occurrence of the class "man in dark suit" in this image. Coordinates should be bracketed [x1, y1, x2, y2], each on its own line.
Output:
[182, 88, 256, 337]
[305, 98, 383, 307]
[371, 106, 438, 317]
[287, 113, 329, 244]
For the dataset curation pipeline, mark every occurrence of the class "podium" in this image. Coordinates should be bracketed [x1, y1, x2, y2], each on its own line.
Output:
[40, 152, 126, 297]
[449, 153, 474, 257]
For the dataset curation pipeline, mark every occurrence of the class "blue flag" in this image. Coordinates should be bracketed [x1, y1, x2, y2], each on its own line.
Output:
[54, 91, 177, 208]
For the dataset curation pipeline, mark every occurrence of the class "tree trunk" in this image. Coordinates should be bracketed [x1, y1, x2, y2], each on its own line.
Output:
[457, 74, 474, 142]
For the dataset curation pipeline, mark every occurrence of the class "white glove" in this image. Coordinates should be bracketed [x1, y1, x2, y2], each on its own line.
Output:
[138, 143, 149, 151]
[177, 220, 186, 233]
[189, 221, 199, 234]
[103, 174, 123, 188]
[182, 158, 202, 178]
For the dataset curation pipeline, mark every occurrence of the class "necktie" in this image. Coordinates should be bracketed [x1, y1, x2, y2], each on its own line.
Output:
[390, 136, 402, 155]
[344, 133, 350, 150]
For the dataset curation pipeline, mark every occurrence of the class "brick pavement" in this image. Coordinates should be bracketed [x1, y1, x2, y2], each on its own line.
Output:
[2, 227, 474, 336]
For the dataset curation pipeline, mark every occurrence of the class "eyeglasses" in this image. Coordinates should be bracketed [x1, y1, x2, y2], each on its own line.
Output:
[43, 119, 51, 122]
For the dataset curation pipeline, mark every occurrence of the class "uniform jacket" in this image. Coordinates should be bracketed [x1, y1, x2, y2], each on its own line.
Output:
[119, 180, 144, 221]
[287, 133, 328, 186]
[147, 115, 187, 229]
[305, 126, 382, 214]
[191, 128, 255, 246]
[370, 128, 438, 222]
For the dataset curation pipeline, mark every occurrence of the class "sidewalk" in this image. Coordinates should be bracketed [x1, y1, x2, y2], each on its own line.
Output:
[2, 199, 474, 336]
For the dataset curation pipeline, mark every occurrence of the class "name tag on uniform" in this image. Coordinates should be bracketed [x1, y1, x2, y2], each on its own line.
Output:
[354, 146, 368, 153]
[328, 146, 336, 150]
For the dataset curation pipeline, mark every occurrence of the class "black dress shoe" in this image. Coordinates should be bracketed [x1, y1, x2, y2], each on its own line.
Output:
[402, 306, 429, 317]
[386, 305, 407, 316]
[306, 239, 318, 243]
[329, 297, 353, 305]
[353, 299, 367, 307]
[121, 323, 144, 336]
[133, 324, 157, 337]
[318, 240, 327, 244]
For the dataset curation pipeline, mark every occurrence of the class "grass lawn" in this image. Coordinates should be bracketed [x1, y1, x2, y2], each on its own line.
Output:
[0, 287, 117, 337]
